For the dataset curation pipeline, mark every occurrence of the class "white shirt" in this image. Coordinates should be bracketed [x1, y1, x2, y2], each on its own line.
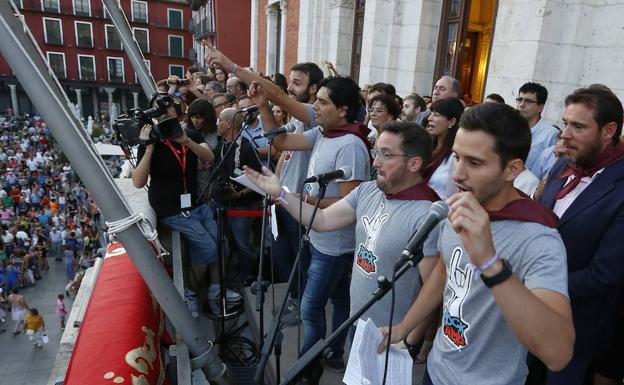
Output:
[427, 156, 456, 200]
[514, 168, 540, 196]
[553, 168, 604, 218]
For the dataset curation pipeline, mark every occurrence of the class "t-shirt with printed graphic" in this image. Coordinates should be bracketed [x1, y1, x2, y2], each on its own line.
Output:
[280, 104, 317, 193]
[427, 219, 568, 385]
[303, 127, 370, 256]
[344, 181, 439, 326]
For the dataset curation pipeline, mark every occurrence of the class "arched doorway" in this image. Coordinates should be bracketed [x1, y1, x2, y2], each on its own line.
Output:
[433, 0, 498, 104]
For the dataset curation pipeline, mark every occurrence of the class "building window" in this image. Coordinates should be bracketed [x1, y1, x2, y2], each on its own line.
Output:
[169, 65, 184, 78]
[103, 4, 110, 19]
[107, 57, 124, 83]
[73, 0, 90, 16]
[43, 18, 62, 45]
[133, 28, 149, 54]
[78, 55, 96, 81]
[46, 52, 66, 79]
[168, 9, 183, 29]
[105, 25, 122, 50]
[131, 1, 148, 23]
[42, 0, 59, 12]
[75, 21, 93, 48]
[168, 35, 183, 58]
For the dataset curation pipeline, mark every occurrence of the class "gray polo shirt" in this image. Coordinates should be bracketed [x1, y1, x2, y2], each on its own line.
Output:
[428, 219, 568, 385]
[303, 127, 370, 256]
[344, 181, 439, 325]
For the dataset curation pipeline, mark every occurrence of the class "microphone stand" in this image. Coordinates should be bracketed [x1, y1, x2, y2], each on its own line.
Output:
[253, 181, 329, 384]
[250, 135, 274, 356]
[279, 247, 425, 385]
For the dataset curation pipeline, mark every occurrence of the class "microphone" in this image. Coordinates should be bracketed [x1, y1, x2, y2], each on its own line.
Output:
[303, 166, 352, 184]
[393, 200, 449, 272]
[253, 123, 296, 140]
[239, 105, 258, 113]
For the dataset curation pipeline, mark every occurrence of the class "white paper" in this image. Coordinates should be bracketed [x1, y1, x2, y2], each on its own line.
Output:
[230, 174, 265, 196]
[343, 318, 412, 385]
[270, 205, 279, 240]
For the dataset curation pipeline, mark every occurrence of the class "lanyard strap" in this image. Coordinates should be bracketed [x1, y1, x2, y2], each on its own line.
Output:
[162, 139, 189, 193]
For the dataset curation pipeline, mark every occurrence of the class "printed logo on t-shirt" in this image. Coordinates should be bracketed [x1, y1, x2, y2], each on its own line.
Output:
[443, 247, 473, 349]
[356, 204, 388, 275]
[283, 151, 292, 163]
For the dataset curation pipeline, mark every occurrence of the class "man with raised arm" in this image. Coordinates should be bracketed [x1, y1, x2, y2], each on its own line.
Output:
[244, 121, 440, 381]
[379, 103, 574, 385]
[206, 46, 324, 320]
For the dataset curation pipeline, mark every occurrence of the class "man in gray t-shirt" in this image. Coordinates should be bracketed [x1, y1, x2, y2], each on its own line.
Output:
[244, 121, 439, 378]
[379, 103, 574, 385]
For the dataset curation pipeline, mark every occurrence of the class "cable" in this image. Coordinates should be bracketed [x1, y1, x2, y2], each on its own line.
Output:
[382, 273, 397, 385]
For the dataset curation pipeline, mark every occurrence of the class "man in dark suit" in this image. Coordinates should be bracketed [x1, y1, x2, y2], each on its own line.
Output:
[537, 85, 624, 385]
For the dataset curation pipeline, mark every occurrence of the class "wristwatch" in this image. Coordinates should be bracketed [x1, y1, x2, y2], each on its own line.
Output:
[481, 259, 512, 288]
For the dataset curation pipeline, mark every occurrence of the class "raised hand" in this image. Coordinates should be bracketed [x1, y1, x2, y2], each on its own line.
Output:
[203, 40, 235, 73]
[242, 165, 282, 197]
[139, 124, 152, 142]
[446, 192, 495, 267]
[248, 81, 268, 107]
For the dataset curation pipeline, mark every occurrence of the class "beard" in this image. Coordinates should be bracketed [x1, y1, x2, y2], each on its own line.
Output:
[290, 89, 310, 104]
[568, 137, 603, 168]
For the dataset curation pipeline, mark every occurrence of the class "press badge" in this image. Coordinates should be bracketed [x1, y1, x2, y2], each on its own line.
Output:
[180, 193, 191, 209]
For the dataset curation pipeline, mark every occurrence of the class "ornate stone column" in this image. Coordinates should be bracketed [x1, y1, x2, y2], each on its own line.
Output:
[279, 0, 288, 73]
[8, 84, 19, 115]
[75, 88, 83, 119]
[265, 4, 278, 75]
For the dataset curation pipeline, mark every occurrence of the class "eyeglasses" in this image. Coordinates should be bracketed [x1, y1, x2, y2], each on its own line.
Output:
[515, 97, 539, 105]
[212, 102, 229, 109]
[371, 149, 414, 162]
[367, 108, 387, 114]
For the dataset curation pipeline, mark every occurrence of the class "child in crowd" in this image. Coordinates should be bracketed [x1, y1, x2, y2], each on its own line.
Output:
[56, 293, 67, 329]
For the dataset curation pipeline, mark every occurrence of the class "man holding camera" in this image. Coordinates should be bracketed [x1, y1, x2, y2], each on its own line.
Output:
[132, 92, 241, 304]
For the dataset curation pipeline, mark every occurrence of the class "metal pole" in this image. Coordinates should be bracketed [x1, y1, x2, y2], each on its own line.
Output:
[0, 3, 232, 383]
[101, 0, 156, 97]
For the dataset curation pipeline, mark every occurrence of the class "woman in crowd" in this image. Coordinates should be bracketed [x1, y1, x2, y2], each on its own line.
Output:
[367, 94, 401, 143]
[423, 97, 464, 199]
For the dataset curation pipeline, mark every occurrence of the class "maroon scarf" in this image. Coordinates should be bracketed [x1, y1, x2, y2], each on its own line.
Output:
[488, 190, 559, 228]
[555, 141, 624, 199]
[385, 182, 440, 201]
[321, 122, 373, 149]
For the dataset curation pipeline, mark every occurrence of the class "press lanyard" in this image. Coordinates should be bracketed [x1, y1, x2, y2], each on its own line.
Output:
[162, 139, 189, 193]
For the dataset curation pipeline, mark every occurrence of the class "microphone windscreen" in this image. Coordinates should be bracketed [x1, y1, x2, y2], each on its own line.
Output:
[340, 166, 353, 180]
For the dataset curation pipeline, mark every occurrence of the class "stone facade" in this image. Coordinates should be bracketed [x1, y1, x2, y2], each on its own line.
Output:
[288, 0, 624, 124]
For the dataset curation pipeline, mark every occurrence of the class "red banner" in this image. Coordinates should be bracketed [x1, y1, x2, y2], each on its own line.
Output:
[64, 243, 171, 385]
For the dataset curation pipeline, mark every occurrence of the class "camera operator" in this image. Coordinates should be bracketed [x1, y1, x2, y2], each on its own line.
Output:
[213, 107, 262, 286]
[132, 93, 242, 304]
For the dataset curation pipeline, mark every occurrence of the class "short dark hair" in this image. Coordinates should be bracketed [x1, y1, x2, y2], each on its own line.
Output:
[460, 103, 531, 167]
[565, 84, 623, 144]
[369, 82, 396, 96]
[270, 72, 289, 94]
[404, 93, 427, 112]
[187, 99, 217, 133]
[485, 93, 505, 104]
[317, 76, 362, 123]
[519, 82, 548, 105]
[290, 62, 324, 88]
[379, 121, 432, 169]
[368, 94, 401, 120]
[186, 66, 200, 75]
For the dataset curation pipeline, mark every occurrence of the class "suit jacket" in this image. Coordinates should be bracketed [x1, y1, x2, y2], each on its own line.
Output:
[539, 157, 624, 353]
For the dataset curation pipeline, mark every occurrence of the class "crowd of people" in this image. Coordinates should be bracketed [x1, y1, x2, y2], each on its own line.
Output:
[124, 41, 623, 385]
[0, 111, 102, 344]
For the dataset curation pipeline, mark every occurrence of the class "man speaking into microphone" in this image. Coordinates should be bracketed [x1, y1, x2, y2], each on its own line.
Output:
[244, 121, 441, 379]
[378, 103, 574, 385]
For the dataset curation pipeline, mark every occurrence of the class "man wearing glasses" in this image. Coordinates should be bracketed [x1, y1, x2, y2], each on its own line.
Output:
[516, 82, 560, 175]
[243, 121, 441, 381]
